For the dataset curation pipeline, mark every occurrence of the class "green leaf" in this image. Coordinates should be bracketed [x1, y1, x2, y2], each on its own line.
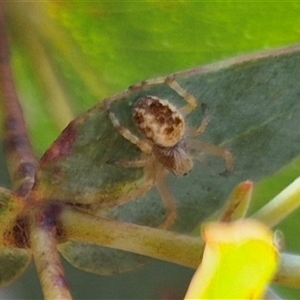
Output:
[32, 45, 300, 275]
[58, 243, 148, 276]
[218, 180, 253, 222]
[0, 248, 31, 288]
[34, 45, 300, 219]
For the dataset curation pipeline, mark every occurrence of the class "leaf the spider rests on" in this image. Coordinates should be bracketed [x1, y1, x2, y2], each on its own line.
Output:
[0, 188, 31, 287]
[33, 45, 300, 275]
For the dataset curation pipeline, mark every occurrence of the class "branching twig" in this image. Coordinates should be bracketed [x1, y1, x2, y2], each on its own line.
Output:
[0, 3, 73, 299]
[0, 0, 37, 197]
[60, 206, 204, 269]
[274, 253, 300, 289]
[30, 206, 73, 300]
[60, 206, 300, 290]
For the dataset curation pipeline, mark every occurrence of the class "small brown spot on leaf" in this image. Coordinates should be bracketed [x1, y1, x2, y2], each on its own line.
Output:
[40, 122, 77, 165]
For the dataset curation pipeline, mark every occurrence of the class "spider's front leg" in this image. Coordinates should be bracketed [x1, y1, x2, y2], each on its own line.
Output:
[165, 77, 198, 117]
[131, 77, 200, 117]
[108, 109, 152, 154]
[164, 78, 214, 138]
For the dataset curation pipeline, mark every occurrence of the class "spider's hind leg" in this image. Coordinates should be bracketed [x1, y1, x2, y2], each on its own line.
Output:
[155, 169, 178, 229]
[188, 139, 235, 175]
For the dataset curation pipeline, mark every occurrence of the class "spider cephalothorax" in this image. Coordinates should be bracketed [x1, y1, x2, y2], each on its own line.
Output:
[133, 96, 185, 148]
[133, 96, 193, 176]
[107, 78, 234, 229]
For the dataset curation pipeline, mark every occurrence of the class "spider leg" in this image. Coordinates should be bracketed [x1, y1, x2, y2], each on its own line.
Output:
[164, 78, 212, 136]
[129, 76, 199, 117]
[92, 178, 155, 210]
[99, 157, 156, 210]
[155, 168, 177, 229]
[110, 157, 149, 168]
[186, 103, 211, 137]
[196, 103, 211, 135]
[108, 110, 152, 154]
[187, 139, 234, 174]
[165, 77, 198, 117]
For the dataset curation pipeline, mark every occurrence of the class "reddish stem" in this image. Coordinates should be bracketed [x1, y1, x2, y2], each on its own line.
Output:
[0, 3, 73, 299]
[30, 205, 73, 300]
[0, 1, 38, 197]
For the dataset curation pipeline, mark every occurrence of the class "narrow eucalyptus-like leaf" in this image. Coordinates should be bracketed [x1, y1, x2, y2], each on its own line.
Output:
[33, 45, 300, 274]
[218, 180, 253, 222]
[0, 247, 31, 288]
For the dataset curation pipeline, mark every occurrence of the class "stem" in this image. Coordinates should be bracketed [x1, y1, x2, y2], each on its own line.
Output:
[274, 253, 300, 289]
[60, 207, 204, 269]
[0, 1, 37, 197]
[30, 206, 73, 300]
[60, 207, 300, 291]
[265, 288, 283, 300]
[252, 176, 300, 227]
[0, 4, 73, 299]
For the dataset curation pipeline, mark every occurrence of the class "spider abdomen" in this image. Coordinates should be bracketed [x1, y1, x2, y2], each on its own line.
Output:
[133, 96, 185, 147]
[153, 141, 193, 177]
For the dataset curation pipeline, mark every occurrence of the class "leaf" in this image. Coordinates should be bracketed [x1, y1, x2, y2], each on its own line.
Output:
[218, 180, 253, 222]
[0, 248, 31, 288]
[0, 189, 31, 287]
[34, 45, 300, 224]
[31, 45, 300, 275]
[58, 243, 148, 276]
[184, 219, 279, 299]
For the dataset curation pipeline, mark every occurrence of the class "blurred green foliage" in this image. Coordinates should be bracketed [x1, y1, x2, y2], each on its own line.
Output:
[5, 2, 300, 154]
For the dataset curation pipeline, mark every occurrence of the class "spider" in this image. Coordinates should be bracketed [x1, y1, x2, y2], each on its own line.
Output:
[106, 77, 234, 229]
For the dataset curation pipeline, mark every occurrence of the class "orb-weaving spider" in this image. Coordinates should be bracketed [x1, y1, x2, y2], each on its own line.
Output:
[107, 78, 234, 229]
